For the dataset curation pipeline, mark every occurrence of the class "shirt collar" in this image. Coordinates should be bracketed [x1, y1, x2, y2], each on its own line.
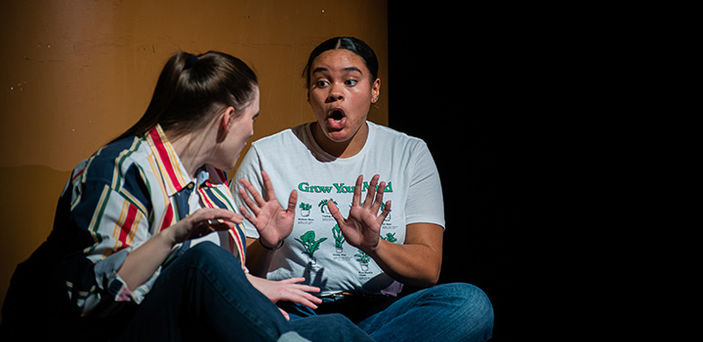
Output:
[145, 124, 230, 196]
[145, 124, 194, 196]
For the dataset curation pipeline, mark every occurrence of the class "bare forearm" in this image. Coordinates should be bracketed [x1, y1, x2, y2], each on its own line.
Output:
[117, 229, 175, 290]
[117, 208, 241, 291]
[245, 237, 276, 277]
[367, 238, 442, 287]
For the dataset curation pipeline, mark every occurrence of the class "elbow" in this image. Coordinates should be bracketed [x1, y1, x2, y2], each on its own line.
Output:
[425, 257, 442, 286]
[406, 264, 441, 288]
[430, 271, 441, 286]
[426, 267, 441, 286]
[406, 274, 439, 288]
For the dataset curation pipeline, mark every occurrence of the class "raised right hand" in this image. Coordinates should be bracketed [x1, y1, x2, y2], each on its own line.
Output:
[238, 170, 297, 249]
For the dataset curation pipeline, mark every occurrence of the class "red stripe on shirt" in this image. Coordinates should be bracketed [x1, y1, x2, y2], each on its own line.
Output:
[119, 204, 138, 246]
[199, 188, 216, 208]
[160, 205, 174, 231]
[71, 168, 84, 182]
[149, 128, 181, 191]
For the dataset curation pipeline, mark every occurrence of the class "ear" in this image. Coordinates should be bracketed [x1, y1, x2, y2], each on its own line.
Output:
[217, 106, 236, 142]
[371, 78, 381, 103]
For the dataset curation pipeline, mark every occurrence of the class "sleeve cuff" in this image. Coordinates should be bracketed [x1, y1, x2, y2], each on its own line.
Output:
[93, 247, 160, 305]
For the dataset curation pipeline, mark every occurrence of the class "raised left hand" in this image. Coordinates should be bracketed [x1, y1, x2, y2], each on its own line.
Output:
[327, 174, 390, 254]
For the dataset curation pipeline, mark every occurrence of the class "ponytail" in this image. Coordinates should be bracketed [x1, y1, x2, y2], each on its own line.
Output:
[112, 51, 257, 143]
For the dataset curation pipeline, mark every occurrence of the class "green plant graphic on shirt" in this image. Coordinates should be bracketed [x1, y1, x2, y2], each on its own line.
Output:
[355, 249, 371, 271]
[354, 232, 397, 271]
[381, 232, 397, 243]
[332, 224, 345, 251]
[354, 249, 370, 263]
[299, 202, 312, 217]
[295, 230, 327, 262]
[318, 198, 338, 214]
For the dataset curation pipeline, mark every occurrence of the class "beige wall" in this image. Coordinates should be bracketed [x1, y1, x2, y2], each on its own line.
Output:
[0, 0, 388, 312]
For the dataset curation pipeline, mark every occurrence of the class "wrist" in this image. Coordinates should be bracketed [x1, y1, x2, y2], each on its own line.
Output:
[157, 227, 178, 247]
[362, 239, 382, 257]
[259, 238, 284, 251]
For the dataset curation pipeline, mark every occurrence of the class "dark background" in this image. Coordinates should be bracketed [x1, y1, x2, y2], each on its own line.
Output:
[388, 3, 527, 340]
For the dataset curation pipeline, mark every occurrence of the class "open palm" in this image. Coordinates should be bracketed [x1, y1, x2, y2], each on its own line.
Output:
[238, 170, 297, 248]
[327, 174, 390, 253]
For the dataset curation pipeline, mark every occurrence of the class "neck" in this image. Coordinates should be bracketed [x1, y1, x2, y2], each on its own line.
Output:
[167, 130, 212, 179]
[312, 121, 369, 158]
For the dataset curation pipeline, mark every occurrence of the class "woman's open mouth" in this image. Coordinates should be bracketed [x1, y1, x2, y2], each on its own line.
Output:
[327, 108, 346, 130]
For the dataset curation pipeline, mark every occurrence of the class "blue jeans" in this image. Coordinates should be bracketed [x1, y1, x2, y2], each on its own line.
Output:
[284, 283, 494, 342]
[115, 242, 373, 342]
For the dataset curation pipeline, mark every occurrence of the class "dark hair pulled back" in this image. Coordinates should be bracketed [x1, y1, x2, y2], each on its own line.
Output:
[303, 37, 378, 89]
[113, 51, 258, 142]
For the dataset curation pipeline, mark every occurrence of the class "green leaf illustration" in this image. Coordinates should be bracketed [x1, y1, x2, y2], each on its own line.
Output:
[295, 230, 327, 257]
[381, 232, 397, 243]
[355, 249, 370, 263]
[332, 224, 345, 247]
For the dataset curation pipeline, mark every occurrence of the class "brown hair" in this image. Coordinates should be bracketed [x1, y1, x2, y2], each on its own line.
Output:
[112, 51, 258, 142]
[302, 37, 378, 90]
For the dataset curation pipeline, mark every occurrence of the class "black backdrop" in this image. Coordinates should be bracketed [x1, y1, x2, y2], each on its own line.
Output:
[388, 3, 522, 340]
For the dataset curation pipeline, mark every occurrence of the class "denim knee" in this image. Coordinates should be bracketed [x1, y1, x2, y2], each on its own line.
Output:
[435, 283, 494, 340]
[176, 242, 244, 277]
[436, 283, 492, 311]
[292, 314, 372, 342]
[182, 241, 233, 263]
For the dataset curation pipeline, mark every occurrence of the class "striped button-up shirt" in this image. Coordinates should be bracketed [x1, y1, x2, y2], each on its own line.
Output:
[61, 124, 246, 315]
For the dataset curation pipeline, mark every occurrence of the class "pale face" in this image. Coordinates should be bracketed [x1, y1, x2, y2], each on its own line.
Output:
[308, 49, 380, 145]
[213, 86, 260, 171]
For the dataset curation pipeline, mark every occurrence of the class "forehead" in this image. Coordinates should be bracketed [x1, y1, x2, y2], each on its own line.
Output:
[245, 86, 260, 112]
[252, 86, 260, 108]
[311, 49, 369, 74]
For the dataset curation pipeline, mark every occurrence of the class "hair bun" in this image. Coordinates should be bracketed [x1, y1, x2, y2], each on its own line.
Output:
[184, 53, 199, 70]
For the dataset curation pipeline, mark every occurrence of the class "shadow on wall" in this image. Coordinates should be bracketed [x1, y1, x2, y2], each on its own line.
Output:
[0, 165, 71, 317]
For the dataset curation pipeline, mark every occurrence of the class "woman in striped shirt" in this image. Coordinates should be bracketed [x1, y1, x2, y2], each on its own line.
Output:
[1, 51, 372, 342]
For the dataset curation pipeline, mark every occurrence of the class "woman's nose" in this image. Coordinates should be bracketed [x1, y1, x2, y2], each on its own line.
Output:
[326, 84, 344, 102]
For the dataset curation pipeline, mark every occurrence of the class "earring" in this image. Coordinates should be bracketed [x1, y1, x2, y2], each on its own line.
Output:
[372, 96, 379, 103]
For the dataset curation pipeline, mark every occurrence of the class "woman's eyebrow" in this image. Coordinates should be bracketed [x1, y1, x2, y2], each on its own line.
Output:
[312, 66, 363, 74]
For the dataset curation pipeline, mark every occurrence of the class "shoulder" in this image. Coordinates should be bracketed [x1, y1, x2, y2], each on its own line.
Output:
[75, 136, 152, 193]
[249, 123, 314, 156]
[250, 126, 299, 151]
[368, 121, 430, 155]
[67, 136, 153, 215]
[236, 125, 305, 177]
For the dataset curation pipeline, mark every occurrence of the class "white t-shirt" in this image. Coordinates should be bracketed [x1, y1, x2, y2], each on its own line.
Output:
[231, 121, 444, 296]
